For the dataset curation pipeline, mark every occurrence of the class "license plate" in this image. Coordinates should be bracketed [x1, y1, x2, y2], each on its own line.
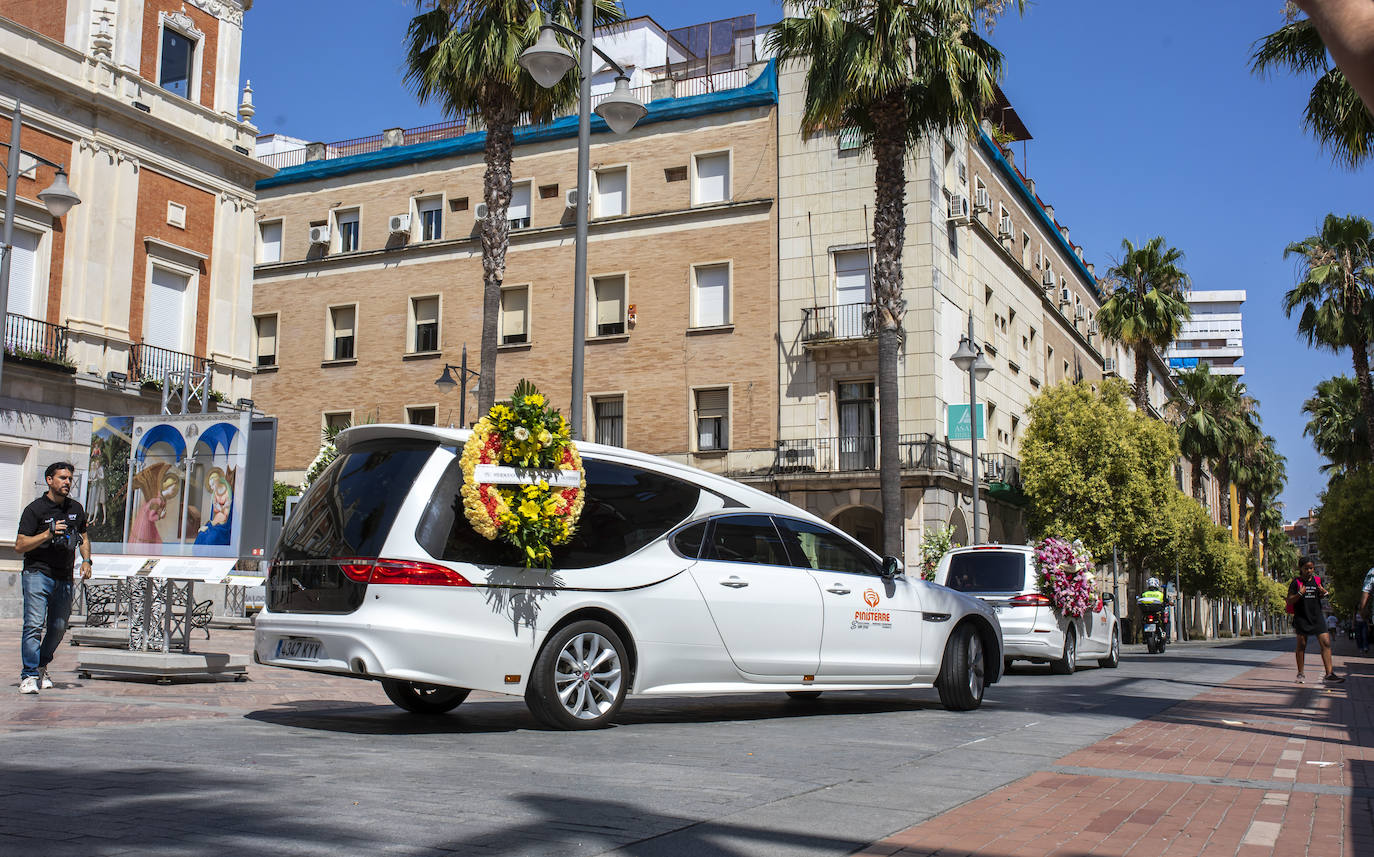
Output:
[1144, 624, 1157, 633]
[275, 637, 323, 660]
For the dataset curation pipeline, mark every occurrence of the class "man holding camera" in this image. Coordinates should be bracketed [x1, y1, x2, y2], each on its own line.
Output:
[15, 462, 91, 694]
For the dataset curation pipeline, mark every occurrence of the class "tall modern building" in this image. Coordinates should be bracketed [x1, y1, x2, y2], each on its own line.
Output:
[1165, 290, 1245, 377]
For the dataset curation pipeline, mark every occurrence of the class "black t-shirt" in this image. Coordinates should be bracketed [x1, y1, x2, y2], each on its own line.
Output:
[17, 494, 87, 581]
[1288, 576, 1325, 634]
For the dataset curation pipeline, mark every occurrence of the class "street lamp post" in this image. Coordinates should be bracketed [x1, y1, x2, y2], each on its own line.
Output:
[0, 100, 82, 396]
[520, 10, 646, 440]
[434, 344, 481, 427]
[949, 311, 993, 544]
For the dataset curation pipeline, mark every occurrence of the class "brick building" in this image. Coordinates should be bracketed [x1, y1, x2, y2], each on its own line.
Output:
[252, 60, 778, 481]
[0, 0, 268, 564]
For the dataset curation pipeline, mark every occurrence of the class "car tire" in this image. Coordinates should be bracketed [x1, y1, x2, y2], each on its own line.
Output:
[1098, 627, 1120, 669]
[525, 620, 629, 730]
[786, 691, 823, 701]
[1050, 629, 1076, 675]
[381, 679, 470, 714]
[936, 623, 985, 711]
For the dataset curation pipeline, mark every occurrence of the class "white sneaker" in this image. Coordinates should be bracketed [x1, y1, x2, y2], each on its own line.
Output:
[38, 670, 53, 690]
[18, 676, 38, 694]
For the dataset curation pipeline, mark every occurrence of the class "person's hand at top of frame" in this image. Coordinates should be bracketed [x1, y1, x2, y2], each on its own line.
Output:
[1292, 0, 1374, 114]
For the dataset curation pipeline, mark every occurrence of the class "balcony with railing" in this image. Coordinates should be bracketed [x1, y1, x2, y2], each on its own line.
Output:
[130, 342, 210, 384]
[771, 433, 1022, 490]
[4, 312, 70, 368]
[800, 303, 877, 347]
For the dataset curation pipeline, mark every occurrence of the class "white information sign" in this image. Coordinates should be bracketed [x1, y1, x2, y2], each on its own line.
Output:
[150, 557, 238, 582]
[473, 464, 582, 488]
[91, 555, 159, 578]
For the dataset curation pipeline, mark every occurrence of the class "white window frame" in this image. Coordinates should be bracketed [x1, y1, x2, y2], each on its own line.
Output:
[690, 261, 732, 328]
[3, 219, 52, 320]
[691, 150, 732, 206]
[326, 302, 359, 362]
[408, 294, 441, 354]
[0, 443, 30, 546]
[413, 195, 444, 242]
[500, 284, 530, 346]
[692, 386, 730, 452]
[258, 219, 283, 264]
[405, 404, 438, 426]
[254, 313, 278, 369]
[589, 272, 629, 338]
[142, 255, 199, 355]
[589, 392, 627, 448]
[322, 410, 354, 435]
[508, 180, 533, 230]
[593, 164, 629, 218]
[331, 207, 361, 254]
[155, 12, 204, 102]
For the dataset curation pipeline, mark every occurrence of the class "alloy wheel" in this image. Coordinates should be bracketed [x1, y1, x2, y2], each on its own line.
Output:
[965, 633, 985, 699]
[554, 632, 624, 721]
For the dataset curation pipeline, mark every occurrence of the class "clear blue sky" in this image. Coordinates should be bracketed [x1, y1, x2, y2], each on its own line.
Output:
[242, 0, 1372, 519]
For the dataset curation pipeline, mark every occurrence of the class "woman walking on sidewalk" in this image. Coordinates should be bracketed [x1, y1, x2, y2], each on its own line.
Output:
[1288, 556, 1344, 683]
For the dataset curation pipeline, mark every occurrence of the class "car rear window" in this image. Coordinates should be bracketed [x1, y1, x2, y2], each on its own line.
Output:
[945, 551, 1028, 593]
[417, 455, 703, 569]
[277, 439, 437, 561]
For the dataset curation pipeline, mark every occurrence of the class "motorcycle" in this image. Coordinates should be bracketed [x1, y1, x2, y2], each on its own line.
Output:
[1138, 601, 1168, 654]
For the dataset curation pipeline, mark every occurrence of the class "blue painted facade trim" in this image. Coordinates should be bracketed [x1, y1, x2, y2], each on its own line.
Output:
[259, 60, 778, 191]
[975, 130, 1101, 300]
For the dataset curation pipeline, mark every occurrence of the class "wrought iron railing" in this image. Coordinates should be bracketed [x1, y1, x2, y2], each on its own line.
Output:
[4, 312, 68, 362]
[800, 303, 877, 343]
[130, 342, 210, 383]
[772, 432, 1019, 486]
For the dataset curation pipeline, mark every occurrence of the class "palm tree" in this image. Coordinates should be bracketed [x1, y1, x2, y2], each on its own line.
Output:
[1096, 237, 1192, 412]
[1209, 376, 1259, 537]
[1251, 15, 1374, 168]
[1167, 364, 1230, 506]
[767, 0, 1004, 556]
[1302, 375, 1371, 473]
[404, 0, 622, 414]
[1283, 213, 1374, 460]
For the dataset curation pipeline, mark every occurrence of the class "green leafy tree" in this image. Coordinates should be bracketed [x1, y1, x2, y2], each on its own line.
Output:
[1316, 465, 1374, 616]
[1096, 237, 1192, 412]
[767, 0, 1006, 556]
[1283, 213, 1374, 460]
[1303, 375, 1371, 474]
[1021, 379, 1178, 592]
[404, 0, 622, 416]
[1251, 12, 1374, 168]
[272, 481, 301, 517]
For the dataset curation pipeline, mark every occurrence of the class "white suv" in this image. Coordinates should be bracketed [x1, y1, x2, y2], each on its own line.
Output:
[255, 425, 1004, 728]
[934, 545, 1119, 673]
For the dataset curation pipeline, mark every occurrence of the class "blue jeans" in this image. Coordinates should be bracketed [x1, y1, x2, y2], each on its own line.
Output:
[21, 570, 73, 679]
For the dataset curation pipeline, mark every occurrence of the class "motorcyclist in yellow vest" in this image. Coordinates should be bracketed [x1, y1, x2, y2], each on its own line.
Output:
[1138, 577, 1170, 638]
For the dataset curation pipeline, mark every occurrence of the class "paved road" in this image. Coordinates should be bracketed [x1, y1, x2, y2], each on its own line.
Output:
[0, 628, 1297, 856]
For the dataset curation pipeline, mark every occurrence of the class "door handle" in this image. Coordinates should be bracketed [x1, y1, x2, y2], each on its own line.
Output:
[827, 586, 851, 595]
[720, 577, 749, 589]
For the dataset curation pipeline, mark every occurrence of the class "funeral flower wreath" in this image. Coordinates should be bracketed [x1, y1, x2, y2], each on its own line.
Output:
[1035, 536, 1097, 618]
[460, 380, 586, 568]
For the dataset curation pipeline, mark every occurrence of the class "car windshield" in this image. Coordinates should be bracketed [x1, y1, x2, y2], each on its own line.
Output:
[945, 551, 1027, 593]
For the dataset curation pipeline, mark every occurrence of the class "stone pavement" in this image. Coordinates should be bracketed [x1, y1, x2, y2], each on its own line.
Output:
[859, 645, 1370, 857]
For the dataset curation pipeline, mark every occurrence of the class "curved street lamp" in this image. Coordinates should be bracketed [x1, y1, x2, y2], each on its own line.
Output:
[520, 17, 647, 439]
[950, 311, 993, 544]
[435, 344, 481, 427]
[1, 100, 82, 395]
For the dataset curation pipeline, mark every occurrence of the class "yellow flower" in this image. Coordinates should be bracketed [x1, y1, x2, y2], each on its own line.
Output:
[526, 393, 545, 407]
[537, 429, 553, 447]
[519, 499, 541, 519]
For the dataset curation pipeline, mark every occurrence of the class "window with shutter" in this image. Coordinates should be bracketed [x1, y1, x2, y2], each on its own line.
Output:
[695, 388, 728, 451]
[0, 445, 25, 538]
[412, 297, 439, 352]
[5, 228, 40, 318]
[593, 396, 624, 447]
[331, 305, 355, 360]
[255, 315, 277, 367]
[693, 264, 729, 327]
[594, 168, 627, 217]
[145, 266, 189, 352]
[593, 276, 625, 336]
[693, 152, 730, 204]
[335, 210, 360, 252]
[509, 183, 531, 229]
[500, 286, 528, 345]
[259, 221, 282, 263]
[417, 198, 443, 241]
[833, 250, 871, 338]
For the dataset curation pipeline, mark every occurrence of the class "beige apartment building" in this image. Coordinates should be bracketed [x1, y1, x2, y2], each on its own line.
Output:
[0, 0, 266, 570]
[252, 62, 779, 480]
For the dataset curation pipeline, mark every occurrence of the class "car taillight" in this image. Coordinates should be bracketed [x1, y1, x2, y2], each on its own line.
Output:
[1008, 593, 1051, 607]
[335, 559, 474, 587]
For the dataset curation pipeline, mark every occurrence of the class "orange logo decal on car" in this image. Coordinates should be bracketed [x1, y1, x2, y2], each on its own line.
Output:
[864, 589, 880, 607]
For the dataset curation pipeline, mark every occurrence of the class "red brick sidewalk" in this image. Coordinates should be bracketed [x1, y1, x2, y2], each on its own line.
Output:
[860, 651, 1370, 857]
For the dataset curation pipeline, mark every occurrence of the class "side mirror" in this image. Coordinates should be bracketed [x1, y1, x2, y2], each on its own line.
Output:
[1102, 592, 1115, 604]
[881, 556, 903, 579]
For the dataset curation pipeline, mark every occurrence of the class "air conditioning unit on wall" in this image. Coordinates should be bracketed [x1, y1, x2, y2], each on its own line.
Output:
[474, 202, 489, 220]
[565, 188, 578, 208]
[388, 213, 411, 234]
[1103, 357, 1118, 376]
[308, 225, 330, 245]
[1041, 268, 1054, 287]
[974, 187, 990, 212]
[947, 194, 969, 220]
